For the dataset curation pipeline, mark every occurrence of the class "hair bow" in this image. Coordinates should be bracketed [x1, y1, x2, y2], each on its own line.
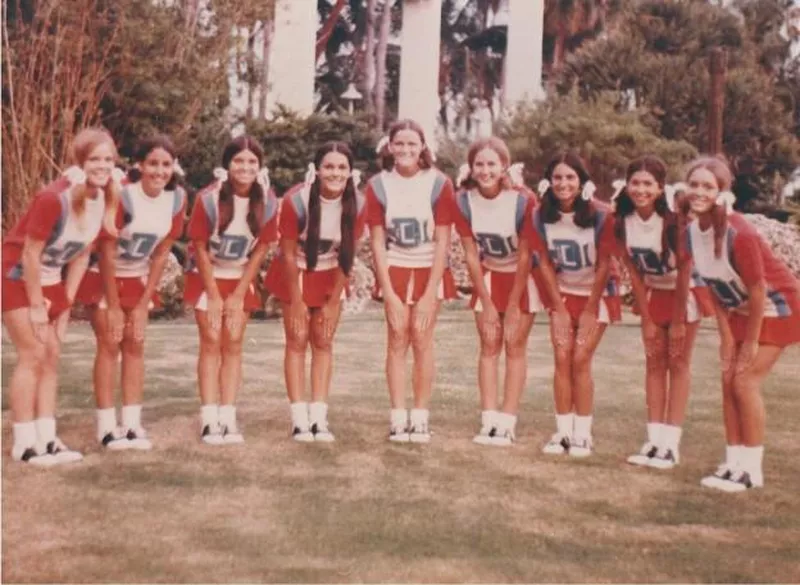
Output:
[257, 166, 270, 191]
[213, 167, 228, 182]
[173, 159, 186, 177]
[537, 179, 551, 197]
[304, 162, 316, 186]
[664, 182, 686, 212]
[63, 166, 87, 185]
[507, 163, 525, 187]
[581, 180, 597, 202]
[375, 136, 390, 154]
[352, 169, 362, 190]
[716, 190, 736, 215]
[456, 163, 471, 186]
[610, 179, 626, 202]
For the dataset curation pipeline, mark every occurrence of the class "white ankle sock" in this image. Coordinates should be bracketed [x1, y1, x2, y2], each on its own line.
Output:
[726, 444, 743, 467]
[662, 425, 682, 451]
[13, 421, 36, 450]
[390, 408, 408, 429]
[481, 409, 499, 429]
[219, 405, 236, 428]
[646, 422, 664, 445]
[409, 408, 429, 428]
[96, 408, 117, 438]
[201, 404, 219, 427]
[573, 415, 593, 441]
[290, 402, 310, 430]
[496, 412, 517, 434]
[740, 445, 764, 480]
[35, 417, 56, 444]
[121, 405, 142, 430]
[309, 402, 328, 426]
[556, 413, 574, 437]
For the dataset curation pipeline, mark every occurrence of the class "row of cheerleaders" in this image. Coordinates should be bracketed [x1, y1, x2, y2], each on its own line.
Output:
[2, 122, 799, 494]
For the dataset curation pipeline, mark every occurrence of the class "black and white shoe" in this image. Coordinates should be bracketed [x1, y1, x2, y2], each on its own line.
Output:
[389, 424, 410, 443]
[569, 437, 593, 458]
[648, 447, 679, 470]
[101, 428, 131, 451]
[292, 426, 315, 443]
[125, 427, 153, 451]
[542, 433, 571, 455]
[702, 468, 762, 493]
[221, 424, 245, 445]
[310, 422, 335, 443]
[201, 423, 225, 445]
[44, 438, 83, 464]
[473, 426, 496, 445]
[12, 445, 56, 467]
[408, 423, 431, 444]
[627, 442, 658, 466]
[700, 463, 735, 489]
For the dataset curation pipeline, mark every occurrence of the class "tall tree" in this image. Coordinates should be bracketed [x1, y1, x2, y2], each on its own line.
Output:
[375, 0, 395, 129]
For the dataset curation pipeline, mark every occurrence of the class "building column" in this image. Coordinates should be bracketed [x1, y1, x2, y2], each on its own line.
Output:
[503, 0, 545, 108]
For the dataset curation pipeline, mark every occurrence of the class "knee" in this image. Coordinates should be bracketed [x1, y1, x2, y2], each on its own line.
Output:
[222, 339, 243, 357]
[647, 353, 669, 374]
[504, 339, 527, 360]
[199, 335, 221, 355]
[480, 341, 502, 359]
[553, 349, 572, 371]
[387, 329, 410, 353]
[572, 350, 593, 372]
[732, 371, 758, 400]
[668, 357, 690, 378]
[18, 344, 47, 373]
[410, 331, 433, 354]
[122, 338, 145, 359]
[285, 332, 309, 354]
[310, 332, 333, 353]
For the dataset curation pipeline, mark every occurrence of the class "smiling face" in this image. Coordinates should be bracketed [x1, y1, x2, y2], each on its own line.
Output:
[686, 167, 720, 216]
[318, 150, 351, 197]
[228, 148, 260, 192]
[82, 142, 116, 188]
[551, 162, 581, 207]
[389, 129, 424, 173]
[139, 147, 174, 196]
[471, 147, 505, 194]
[627, 170, 662, 214]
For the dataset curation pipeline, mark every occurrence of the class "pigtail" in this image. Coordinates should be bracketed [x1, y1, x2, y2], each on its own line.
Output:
[339, 177, 357, 276]
[217, 180, 234, 235]
[305, 179, 322, 271]
[246, 182, 265, 238]
[613, 186, 634, 247]
[711, 203, 728, 259]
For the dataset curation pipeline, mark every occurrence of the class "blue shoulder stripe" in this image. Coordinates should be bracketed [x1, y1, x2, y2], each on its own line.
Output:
[263, 192, 278, 226]
[46, 191, 70, 246]
[356, 192, 366, 215]
[515, 193, 527, 234]
[172, 187, 186, 217]
[370, 175, 388, 210]
[533, 208, 547, 244]
[768, 289, 791, 317]
[594, 209, 607, 245]
[430, 173, 447, 208]
[290, 190, 307, 233]
[202, 191, 218, 229]
[456, 191, 472, 225]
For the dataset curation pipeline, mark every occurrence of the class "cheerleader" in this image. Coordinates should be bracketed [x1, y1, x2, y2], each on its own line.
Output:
[76, 135, 186, 450]
[682, 156, 800, 491]
[2, 128, 120, 465]
[452, 137, 549, 445]
[365, 119, 457, 443]
[612, 155, 713, 469]
[521, 152, 621, 457]
[264, 142, 365, 441]
[185, 136, 279, 445]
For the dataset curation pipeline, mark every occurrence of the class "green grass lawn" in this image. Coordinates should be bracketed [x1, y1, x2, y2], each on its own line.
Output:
[3, 310, 800, 583]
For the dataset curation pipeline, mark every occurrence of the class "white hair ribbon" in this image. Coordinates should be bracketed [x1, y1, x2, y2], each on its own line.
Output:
[581, 180, 597, 202]
[507, 162, 525, 187]
[173, 159, 186, 177]
[664, 182, 686, 212]
[213, 167, 228, 182]
[716, 190, 736, 215]
[352, 169, 362, 190]
[62, 166, 87, 186]
[375, 136, 389, 154]
[456, 163, 471, 186]
[257, 166, 270, 191]
[537, 179, 551, 197]
[304, 163, 316, 186]
[610, 179, 626, 203]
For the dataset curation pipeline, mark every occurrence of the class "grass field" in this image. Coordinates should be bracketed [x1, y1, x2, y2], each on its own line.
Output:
[3, 310, 800, 583]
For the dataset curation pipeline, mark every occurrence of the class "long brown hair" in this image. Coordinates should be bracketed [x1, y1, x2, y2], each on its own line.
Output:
[217, 135, 265, 237]
[459, 136, 514, 191]
[539, 151, 599, 228]
[613, 155, 679, 267]
[305, 142, 358, 275]
[70, 127, 120, 237]
[682, 156, 734, 259]
[379, 119, 435, 172]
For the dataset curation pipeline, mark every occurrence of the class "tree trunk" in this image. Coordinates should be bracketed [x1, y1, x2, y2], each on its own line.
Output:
[260, 19, 273, 119]
[375, 0, 394, 130]
[266, 0, 316, 117]
[503, 0, 544, 107]
[361, 0, 378, 114]
[316, 0, 348, 60]
[398, 0, 443, 151]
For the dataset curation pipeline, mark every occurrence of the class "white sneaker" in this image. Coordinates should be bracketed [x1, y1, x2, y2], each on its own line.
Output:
[490, 428, 515, 447]
[100, 427, 131, 451]
[542, 433, 571, 455]
[292, 426, 315, 443]
[648, 447, 679, 469]
[42, 438, 84, 464]
[11, 445, 57, 467]
[124, 428, 153, 451]
[408, 422, 431, 444]
[389, 424, 410, 443]
[472, 426, 496, 445]
[700, 463, 736, 489]
[201, 422, 226, 445]
[569, 437, 593, 458]
[311, 422, 335, 443]
[627, 442, 659, 466]
[221, 424, 245, 444]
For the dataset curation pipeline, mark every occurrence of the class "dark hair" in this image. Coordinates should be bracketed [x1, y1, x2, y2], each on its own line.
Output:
[459, 136, 514, 191]
[539, 151, 598, 228]
[305, 142, 357, 276]
[379, 119, 435, 172]
[126, 135, 180, 191]
[613, 155, 679, 266]
[682, 156, 733, 258]
[217, 135, 265, 237]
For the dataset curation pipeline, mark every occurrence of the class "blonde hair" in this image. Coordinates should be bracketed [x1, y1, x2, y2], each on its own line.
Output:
[70, 127, 120, 237]
[460, 136, 513, 190]
[683, 155, 734, 258]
